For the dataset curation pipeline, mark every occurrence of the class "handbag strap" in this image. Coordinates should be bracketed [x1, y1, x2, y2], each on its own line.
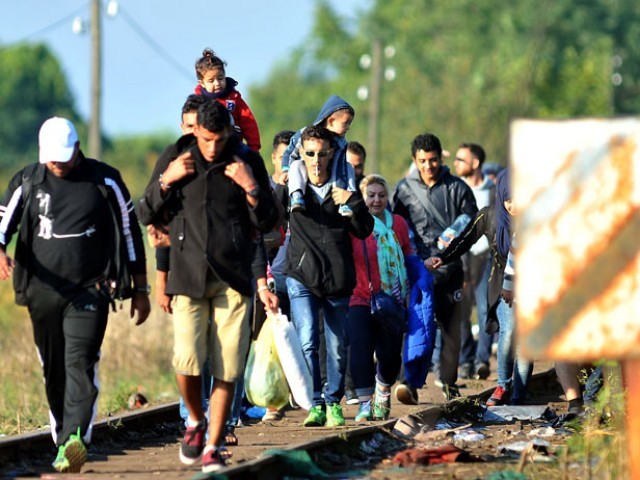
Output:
[361, 239, 374, 293]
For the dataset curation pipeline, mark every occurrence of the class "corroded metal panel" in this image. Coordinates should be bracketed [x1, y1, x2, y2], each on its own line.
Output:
[512, 118, 640, 361]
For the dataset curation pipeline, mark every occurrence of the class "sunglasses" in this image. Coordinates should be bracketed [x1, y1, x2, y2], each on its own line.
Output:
[304, 150, 331, 158]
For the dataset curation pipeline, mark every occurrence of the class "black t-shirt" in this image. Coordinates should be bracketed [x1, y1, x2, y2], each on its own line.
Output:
[28, 162, 110, 292]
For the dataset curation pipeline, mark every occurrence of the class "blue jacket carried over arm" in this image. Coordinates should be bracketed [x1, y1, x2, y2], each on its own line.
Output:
[403, 254, 436, 389]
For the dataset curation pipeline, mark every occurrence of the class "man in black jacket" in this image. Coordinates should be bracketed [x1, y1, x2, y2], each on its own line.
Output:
[137, 101, 278, 472]
[285, 125, 373, 428]
[393, 133, 477, 403]
[0, 117, 150, 473]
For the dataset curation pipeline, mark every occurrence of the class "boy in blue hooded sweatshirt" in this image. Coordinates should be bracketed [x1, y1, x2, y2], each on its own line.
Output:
[282, 96, 357, 216]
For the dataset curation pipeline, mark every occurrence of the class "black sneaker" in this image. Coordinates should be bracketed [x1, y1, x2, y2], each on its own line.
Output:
[179, 419, 207, 465]
[394, 384, 419, 405]
[475, 362, 490, 380]
[202, 446, 227, 473]
[442, 384, 461, 401]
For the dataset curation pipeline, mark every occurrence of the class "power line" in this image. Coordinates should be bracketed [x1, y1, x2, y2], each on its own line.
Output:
[116, 6, 192, 82]
[19, 3, 90, 41]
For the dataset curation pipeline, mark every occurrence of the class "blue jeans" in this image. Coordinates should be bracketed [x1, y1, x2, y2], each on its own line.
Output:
[179, 360, 212, 425]
[496, 298, 533, 401]
[347, 305, 403, 397]
[286, 277, 349, 406]
[474, 256, 492, 366]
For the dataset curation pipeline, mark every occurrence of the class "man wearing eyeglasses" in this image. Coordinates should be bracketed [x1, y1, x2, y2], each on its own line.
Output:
[452, 143, 495, 382]
[284, 125, 373, 428]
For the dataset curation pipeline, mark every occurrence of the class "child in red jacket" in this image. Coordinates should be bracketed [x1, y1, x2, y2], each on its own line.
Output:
[194, 48, 261, 152]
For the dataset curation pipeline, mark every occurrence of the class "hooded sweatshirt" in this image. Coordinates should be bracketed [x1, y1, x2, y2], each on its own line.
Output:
[281, 95, 354, 171]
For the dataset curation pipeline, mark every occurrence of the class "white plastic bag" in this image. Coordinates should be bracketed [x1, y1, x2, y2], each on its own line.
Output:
[244, 317, 289, 409]
[269, 310, 313, 411]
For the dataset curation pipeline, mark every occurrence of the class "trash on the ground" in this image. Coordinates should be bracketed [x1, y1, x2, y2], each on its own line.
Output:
[499, 438, 551, 455]
[435, 419, 471, 430]
[483, 405, 553, 422]
[486, 471, 529, 480]
[443, 397, 485, 423]
[359, 434, 383, 455]
[453, 429, 485, 443]
[392, 414, 424, 437]
[127, 392, 148, 410]
[414, 428, 455, 443]
[528, 426, 557, 437]
[391, 444, 480, 467]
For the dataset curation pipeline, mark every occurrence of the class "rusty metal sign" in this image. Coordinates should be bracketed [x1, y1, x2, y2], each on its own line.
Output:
[512, 118, 640, 361]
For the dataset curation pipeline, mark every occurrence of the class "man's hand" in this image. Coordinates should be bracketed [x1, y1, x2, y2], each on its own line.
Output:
[277, 171, 289, 185]
[502, 288, 514, 307]
[225, 156, 258, 191]
[424, 257, 443, 271]
[161, 150, 195, 187]
[130, 293, 151, 325]
[0, 251, 14, 280]
[331, 186, 352, 206]
[146, 225, 170, 248]
[259, 289, 279, 315]
[155, 271, 172, 314]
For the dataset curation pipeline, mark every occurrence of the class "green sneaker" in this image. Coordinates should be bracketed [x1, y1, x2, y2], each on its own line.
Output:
[325, 403, 345, 427]
[303, 405, 326, 427]
[52, 427, 87, 473]
[374, 384, 391, 420]
[355, 400, 373, 422]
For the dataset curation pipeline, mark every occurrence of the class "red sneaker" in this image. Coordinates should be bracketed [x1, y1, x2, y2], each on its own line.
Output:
[486, 386, 510, 406]
[179, 419, 207, 465]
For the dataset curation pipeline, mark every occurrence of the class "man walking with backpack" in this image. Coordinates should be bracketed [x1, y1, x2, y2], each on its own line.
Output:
[0, 117, 150, 473]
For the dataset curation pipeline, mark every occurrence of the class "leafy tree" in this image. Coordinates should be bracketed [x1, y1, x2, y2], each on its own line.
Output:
[0, 43, 82, 184]
[249, 0, 638, 183]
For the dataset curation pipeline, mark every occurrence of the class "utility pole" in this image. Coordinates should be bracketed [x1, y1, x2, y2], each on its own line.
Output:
[367, 38, 383, 174]
[88, 0, 102, 158]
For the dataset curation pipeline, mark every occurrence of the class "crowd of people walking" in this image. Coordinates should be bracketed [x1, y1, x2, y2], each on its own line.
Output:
[0, 47, 592, 474]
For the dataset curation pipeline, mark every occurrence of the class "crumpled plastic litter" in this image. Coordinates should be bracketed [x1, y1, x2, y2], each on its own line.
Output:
[453, 429, 485, 443]
[391, 444, 480, 467]
[528, 426, 557, 437]
[499, 438, 551, 454]
[483, 405, 554, 422]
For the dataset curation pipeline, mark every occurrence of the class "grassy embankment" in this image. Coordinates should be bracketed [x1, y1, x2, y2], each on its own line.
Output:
[0, 257, 178, 436]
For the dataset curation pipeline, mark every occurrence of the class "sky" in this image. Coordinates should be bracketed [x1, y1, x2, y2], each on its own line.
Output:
[0, 0, 370, 137]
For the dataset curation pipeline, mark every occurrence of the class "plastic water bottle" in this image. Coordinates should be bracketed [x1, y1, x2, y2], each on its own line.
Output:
[438, 214, 471, 250]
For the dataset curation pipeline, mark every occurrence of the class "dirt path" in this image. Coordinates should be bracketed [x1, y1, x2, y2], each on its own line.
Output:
[2, 361, 577, 479]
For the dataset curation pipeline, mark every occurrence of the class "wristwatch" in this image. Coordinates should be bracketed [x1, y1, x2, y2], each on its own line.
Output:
[134, 285, 151, 295]
[246, 185, 260, 198]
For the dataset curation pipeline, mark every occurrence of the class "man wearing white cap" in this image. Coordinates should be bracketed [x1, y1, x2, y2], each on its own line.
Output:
[0, 117, 150, 473]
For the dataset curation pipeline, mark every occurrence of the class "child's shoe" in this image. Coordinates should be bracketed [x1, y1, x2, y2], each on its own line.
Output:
[290, 191, 306, 213]
[338, 204, 353, 217]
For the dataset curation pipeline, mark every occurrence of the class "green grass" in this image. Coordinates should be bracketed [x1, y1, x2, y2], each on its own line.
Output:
[0, 273, 180, 436]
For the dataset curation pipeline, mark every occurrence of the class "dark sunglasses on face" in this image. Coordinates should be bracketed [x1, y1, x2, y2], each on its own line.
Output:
[304, 150, 331, 158]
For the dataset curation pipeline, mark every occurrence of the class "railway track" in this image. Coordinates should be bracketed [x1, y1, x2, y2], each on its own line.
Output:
[0, 367, 566, 479]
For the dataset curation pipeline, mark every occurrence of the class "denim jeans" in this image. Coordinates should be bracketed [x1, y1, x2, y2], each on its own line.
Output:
[474, 256, 492, 366]
[179, 360, 212, 425]
[286, 276, 349, 406]
[347, 305, 403, 397]
[496, 298, 533, 400]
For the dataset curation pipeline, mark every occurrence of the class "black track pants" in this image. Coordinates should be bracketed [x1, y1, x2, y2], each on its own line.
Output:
[27, 285, 109, 447]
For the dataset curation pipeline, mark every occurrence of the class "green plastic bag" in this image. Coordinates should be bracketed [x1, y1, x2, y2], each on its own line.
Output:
[244, 317, 290, 409]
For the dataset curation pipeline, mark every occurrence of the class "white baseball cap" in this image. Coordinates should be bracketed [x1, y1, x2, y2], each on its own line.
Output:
[38, 117, 79, 164]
